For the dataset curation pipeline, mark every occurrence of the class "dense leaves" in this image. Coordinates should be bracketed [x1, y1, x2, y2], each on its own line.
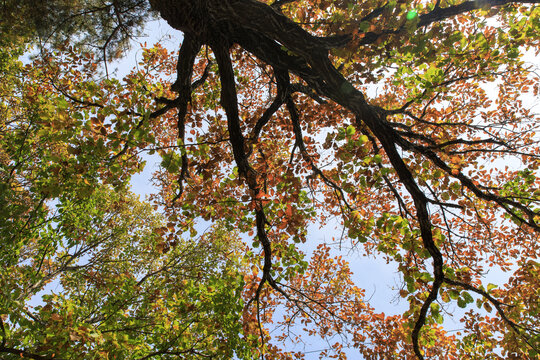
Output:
[1, 0, 155, 62]
[1, 0, 540, 359]
[0, 37, 256, 359]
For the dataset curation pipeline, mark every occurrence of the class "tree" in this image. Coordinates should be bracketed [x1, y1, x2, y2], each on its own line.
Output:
[1, 0, 539, 359]
[0, 38, 255, 359]
[1, 0, 154, 60]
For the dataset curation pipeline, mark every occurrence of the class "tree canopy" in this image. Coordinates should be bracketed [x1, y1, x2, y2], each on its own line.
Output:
[1, 0, 540, 359]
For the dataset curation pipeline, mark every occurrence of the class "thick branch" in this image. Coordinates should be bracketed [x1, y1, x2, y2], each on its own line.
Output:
[170, 35, 202, 93]
[355, 115, 444, 360]
[357, 0, 540, 46]
[211, 41, 254, 186]
[212, 42, 278, 321]
[111, 35, 201, 170]
[417, 0, 540, 28]
[171, 34, 201, 198]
